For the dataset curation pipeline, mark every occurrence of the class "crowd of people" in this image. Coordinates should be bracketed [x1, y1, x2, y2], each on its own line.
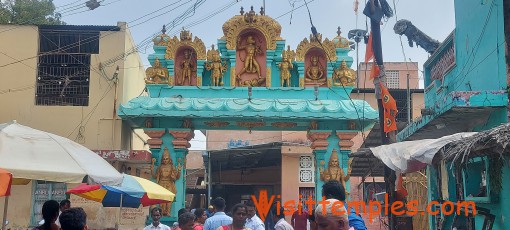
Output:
[31, 199, 89, 230]
[31, 180, 363, 230]
[146, 180, 366, 230]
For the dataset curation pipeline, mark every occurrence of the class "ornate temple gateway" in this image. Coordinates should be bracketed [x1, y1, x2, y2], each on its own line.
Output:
[119, 6, 378, 223]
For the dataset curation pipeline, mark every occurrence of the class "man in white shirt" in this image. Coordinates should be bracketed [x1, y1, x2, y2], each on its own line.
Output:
[145, 207, 171, 230]
[245, 201, 265, 230]
[270, 204, 293, 230]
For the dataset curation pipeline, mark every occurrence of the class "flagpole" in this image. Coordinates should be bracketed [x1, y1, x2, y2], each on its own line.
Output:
[364, 0, 397, 228]
[2, 196, 8, 230]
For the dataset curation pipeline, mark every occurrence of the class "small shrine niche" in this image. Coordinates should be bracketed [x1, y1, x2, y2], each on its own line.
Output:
[235, 29, 267, 87]
[304, 47, 327, 87]
[174, 46, 197, 86]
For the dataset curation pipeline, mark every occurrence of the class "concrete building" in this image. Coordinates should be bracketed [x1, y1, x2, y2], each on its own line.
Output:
[0, 22, 147, 229]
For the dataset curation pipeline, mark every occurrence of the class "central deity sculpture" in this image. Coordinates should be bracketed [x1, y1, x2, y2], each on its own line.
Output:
[151, 147, 182, 216]
[279, 46, 294, 87]
[236, 35, 263, 83]
[320, 149, 352, 193]
[205, 45, 227, 86]
[305, 56, 326, 85]
[178, 49, 195, 86]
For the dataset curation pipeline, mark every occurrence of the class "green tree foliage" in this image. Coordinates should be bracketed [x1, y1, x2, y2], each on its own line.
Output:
[0, 0, 65, 25]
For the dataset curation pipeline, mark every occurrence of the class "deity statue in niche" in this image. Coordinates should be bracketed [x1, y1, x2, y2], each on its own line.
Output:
[279, 46, 294, 87]
[151, 147, 182, 216]
[236, 35, 264, 83]
[178, 49, 195, 86]
[145, 57, 169, 84]
[320, 149, 352, 194]
[305, 56, 326, 86]
[205, 45, 227, 86]
[332, 60, 356, 86]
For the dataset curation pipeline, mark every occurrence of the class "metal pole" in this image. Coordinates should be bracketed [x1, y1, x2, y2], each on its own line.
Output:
[356, 40, 360, 91]
[407, 73, 411, 124]
[367, 0, 396, 228]
[2, 196, 8, 230]
[207, 151, 212, 207]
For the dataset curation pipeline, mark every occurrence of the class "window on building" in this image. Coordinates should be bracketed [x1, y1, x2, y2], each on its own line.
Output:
[30, 181, 67, 226]
[299, 187, 315, 211]
[386, 70, 400, 89]
[36, 30, 100, 106]
[463, 157, 490, 202]
[299, 155, 315, 183]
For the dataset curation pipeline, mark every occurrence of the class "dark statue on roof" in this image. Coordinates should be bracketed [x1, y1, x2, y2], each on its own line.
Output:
[394, 19, 440, 54]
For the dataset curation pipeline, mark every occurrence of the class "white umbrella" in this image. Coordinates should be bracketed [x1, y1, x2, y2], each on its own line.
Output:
[0, 120, 123, 185]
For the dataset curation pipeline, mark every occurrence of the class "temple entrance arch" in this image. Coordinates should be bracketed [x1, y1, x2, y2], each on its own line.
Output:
[122, 6, 377, 225]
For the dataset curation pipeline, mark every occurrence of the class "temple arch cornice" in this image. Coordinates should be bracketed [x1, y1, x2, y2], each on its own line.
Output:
[164, 30, 207, 60]
[221, 7, 282, 50]
[295, 34, 337, 62]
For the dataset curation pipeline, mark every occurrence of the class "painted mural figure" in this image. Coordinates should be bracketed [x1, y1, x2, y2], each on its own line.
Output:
[145, 57, 169, 84]
[151, 147, 182, 216]
[236, 35, 263, 79]
[205, 46, 227, 86]
[305, 56, 326, 85]
[179, 50, 195, 86]
[320, 150, 352, 194]
[279, 48, 294, 87]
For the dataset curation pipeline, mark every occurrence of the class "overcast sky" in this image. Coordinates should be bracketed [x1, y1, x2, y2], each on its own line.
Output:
[53, 0, 456, 150]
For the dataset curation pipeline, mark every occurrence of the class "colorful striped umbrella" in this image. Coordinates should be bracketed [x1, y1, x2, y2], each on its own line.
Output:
[1, 168, 13, 230]
[67, 174, 175, 208]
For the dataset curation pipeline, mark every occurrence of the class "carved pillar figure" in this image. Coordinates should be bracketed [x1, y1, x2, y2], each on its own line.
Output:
[307, 130, 331, 202]
[164, 128, 193, 217]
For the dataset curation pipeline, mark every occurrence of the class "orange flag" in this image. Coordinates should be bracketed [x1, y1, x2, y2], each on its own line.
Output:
[364, 32, 373, 63]
[369, 61, 380, 80]
[380, 82, 398, 133]
[0, 168, 12, 197]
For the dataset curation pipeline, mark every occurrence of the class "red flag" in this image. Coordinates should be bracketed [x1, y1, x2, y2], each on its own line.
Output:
[395, 174, 408, 200]
[365, 32, 373, 63]
[0, 168, 12, 197]
[380, 83, 398, 133]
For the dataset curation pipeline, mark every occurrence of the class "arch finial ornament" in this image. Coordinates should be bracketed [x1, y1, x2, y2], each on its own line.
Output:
[295, 33, 337, 62]
[164, 29, 207, 60]
[222, 6, 282, 50]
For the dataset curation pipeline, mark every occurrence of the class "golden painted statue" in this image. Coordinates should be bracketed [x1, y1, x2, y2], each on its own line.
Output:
[320, 149, 352, 193]
[178, 49, 195, 86]
[205, 45, 227, 86]
[279, 46, 294, 87]
[305, 56, 326, 85]
[151, 147, 182, 216]
[145, 57, 169, 84]
[236, 35, 263, 79]
[333, 60, 356, 86]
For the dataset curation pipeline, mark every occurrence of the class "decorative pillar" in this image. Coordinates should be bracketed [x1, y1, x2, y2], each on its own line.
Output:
[165, 128, 194, 219]
[307, 130, 331, 203]
[196, 60, 206, 86]
[296, 62, 305, 87]
[266, 50, 275, 87]
[336, 132, 357, 196]
[227, 50, 237, 87]
[165, 60, 176, 86]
